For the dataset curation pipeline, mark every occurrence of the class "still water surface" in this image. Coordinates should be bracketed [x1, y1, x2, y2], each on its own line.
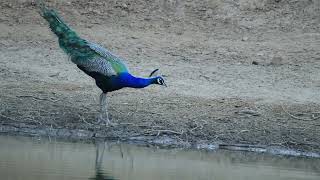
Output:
[0, 136, 319, 180]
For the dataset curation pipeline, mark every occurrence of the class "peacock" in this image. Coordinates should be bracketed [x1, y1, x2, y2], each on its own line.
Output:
[38, 2, 166, 125]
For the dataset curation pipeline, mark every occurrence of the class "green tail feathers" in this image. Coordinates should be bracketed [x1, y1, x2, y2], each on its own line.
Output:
[38, 2, 92, 58]
[40, 7, 78, 41]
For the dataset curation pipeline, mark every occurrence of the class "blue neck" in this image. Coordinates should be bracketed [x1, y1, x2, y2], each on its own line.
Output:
[118, 73, 156, 89]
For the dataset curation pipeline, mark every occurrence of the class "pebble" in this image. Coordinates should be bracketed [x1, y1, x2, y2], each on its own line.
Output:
[257, 52, 264, 56]
[252, 61, 259, 65]
[242, 36, 248, 41]
[269, 56, 284, 66]
[122, 3, 128, 9]
[238, 109, 260, 116]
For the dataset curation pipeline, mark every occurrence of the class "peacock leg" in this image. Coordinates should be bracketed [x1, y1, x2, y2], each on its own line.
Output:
[97, 92, 111, 125]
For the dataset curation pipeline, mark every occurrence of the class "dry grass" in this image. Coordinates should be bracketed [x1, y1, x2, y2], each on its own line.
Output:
[1, 84, 319, 152]
[239, 0, 275, 10]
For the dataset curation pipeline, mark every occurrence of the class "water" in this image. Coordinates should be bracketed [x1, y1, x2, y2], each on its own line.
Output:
[0, 136, 319, 180]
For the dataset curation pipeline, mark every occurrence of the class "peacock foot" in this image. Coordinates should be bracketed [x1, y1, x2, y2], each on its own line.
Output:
[95, 114, 117, 126]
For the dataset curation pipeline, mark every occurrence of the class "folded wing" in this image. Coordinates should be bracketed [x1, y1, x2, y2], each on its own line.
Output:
[71, 41, 130, 77]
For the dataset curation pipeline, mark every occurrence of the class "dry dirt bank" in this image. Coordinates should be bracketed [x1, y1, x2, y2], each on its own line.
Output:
[0, 0, 320, 154]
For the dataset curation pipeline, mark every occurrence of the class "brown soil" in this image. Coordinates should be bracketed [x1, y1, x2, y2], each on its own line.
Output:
[0, 0, 320, 153]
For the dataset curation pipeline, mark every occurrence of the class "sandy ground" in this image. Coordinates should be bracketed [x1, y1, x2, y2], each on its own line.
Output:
[0, 0, 320, 153]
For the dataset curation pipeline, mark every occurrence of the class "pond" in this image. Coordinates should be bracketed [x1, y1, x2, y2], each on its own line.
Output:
[0, 136, 319, 180]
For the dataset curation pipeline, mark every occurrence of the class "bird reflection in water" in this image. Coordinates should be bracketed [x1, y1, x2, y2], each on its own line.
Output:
[89, 141, 118, 180]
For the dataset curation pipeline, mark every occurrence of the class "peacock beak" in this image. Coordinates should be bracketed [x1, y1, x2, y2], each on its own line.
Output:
[163, 82, 167, 87]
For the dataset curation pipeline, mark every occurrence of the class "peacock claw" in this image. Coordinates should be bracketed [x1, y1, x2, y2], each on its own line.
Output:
[95, 114, 117, 126]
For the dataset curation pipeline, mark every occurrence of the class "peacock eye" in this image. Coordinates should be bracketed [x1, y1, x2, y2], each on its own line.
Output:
[157, 78, 163, 85]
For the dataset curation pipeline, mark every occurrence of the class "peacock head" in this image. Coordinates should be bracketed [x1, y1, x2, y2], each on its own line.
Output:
[149, 69, 167, 87]
[154, 76, 167, 87]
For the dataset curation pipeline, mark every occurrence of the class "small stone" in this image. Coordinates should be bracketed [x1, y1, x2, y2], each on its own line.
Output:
[92, 9, 102, 15]
[257, 52, 264, 56]
[85, 24, 93, 29]
[122, 3, 128, 8]
[238, 109, 260, 116]
[242, 36, 248, 41]
[269, 56, 284, 66]
[49, 72, 60, 77]
[252, 61, 259, 65]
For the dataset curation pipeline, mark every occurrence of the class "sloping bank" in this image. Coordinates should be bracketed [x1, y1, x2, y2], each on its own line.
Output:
[0, 123, 319, 158]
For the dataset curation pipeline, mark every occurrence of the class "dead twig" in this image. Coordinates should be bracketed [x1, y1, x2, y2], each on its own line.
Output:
[188, 119, 207, 134]
[119, 122, 164, 128]
[144, 129, 183, 136]
[16, 95, 58, 103]
[281, 105, 320, 121]
[0, 114, 16, 121]
[77, 114, 93, 126]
